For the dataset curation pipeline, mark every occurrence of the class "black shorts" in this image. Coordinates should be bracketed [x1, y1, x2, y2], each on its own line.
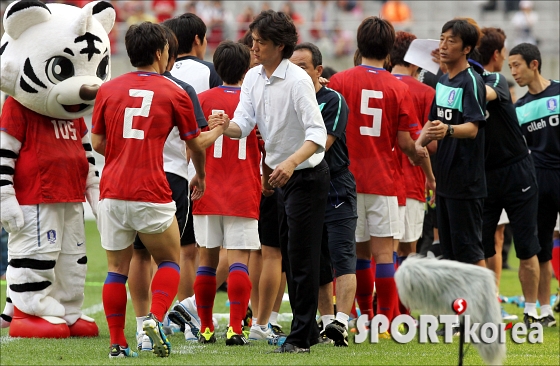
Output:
[483, 156, 540, 260]
[324, 170, 358, 223]
[437, 196, 484, 264]
[258, 189, 281, 248]
[134, 172, 191, 250]
[535, 167, 560, 262]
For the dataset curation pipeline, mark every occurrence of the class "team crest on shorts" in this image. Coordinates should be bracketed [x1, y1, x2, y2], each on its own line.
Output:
[547, 98, 557, 112]
[447, 90, 456, 106]
[47, 230, 57, 244]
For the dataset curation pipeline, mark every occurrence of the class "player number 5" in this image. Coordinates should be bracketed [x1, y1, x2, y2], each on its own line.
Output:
[360, 89, 383, 137]
[123, 89, 154, 140]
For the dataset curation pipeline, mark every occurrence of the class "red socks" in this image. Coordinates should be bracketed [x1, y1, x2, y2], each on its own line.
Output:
[150, 261, 180, 322]
[376, 263, 398, 322]
[228, 263, 251, 334]
[552, 239, 560, 283]
[103, 272, 128, 346]
[356, 259, 374, 318]
[194, 266, 217, 332]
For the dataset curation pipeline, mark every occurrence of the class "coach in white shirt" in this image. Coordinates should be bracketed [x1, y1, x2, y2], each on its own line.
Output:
[212, 10, 329, 353]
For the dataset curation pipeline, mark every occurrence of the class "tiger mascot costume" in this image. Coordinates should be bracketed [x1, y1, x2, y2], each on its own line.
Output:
[0, 0, 115, 338]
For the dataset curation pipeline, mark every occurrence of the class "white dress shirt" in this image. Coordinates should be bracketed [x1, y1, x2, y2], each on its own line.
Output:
[233, 59, 327, 170]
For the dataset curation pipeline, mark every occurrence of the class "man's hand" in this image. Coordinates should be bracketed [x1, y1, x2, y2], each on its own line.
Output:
[426, 120, 449, 141]
[318, 76, 329, 86]
[426, 177, 436, 207]
[262, 174, 274, 197]
[409, 144, 429, 166]
[207, 112, 230, 131]
[189, 174, 206, 200]
[268, 159, 297, 188]
[431, 48, 447, 74]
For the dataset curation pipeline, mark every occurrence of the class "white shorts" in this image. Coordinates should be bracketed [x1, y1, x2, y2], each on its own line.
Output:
[555, 214, 560, 232]
[400, 198, 425, 243]
[393, 205, 407, 241]
[97, 199, 176, 251]
[193, 215, 260, 250]
[355, 193, 399, 242]
[7, 203, 85, 256]
[498, 209, 510, 226]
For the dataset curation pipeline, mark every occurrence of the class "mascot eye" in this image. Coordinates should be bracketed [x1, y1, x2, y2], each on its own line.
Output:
[97, 55, 109, 81]
[46, 56, 75, 84]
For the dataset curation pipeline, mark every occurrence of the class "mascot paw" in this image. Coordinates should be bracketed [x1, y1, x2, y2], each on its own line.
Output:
[9, 307, 70, 338]
[69, 315, 99, 337]
[0, 313, 12, 328]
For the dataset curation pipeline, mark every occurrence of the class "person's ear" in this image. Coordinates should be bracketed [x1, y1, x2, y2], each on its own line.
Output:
[529, 59, 539, 71]
[317, 65, 324, 78]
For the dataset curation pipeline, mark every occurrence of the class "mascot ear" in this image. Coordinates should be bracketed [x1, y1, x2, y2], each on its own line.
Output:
[3, 0, 52, 40]
[77, 1, 115, 36]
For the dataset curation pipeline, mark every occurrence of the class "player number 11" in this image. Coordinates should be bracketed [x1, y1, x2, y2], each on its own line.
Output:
[360, 89, 383, 137]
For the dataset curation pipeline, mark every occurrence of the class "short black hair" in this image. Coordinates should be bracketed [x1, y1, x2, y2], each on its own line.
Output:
[477, 27, 506, 66]
[294, 42, 322, 68]
[441, 19, 480, 57]
[163, 13, 206, 55]
[213, 41, 250, 85]
[390, 31, 417, 67]
[238, 30, 253, 48]
[321, 66, 337, 80]
[161, 24, 179, 60]
[509, 42, 542, 73]
[357, 16, 395, 60]
[125, 22, 167, 67]
[249, 10, 298, 59]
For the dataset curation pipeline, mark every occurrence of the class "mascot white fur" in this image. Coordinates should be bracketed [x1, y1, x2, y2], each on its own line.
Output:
[395, 256, 506, 365]
[0, 0, 115, 338]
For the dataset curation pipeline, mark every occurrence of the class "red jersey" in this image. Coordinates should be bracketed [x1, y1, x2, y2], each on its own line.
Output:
[0, 97, 88, 204]
[92, 72, 200, 203]
[329, 66, 417, 196]
[394, 75, 436, 202]
[193, 86, 261, 219]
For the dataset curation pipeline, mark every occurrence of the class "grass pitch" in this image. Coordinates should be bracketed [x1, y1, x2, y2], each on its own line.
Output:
[0, 220, 558, 365]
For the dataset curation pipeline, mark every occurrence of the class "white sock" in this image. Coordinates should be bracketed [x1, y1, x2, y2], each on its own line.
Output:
[540, 305, 552, 317]
[252, 316, 257, 325]
[335, 312, 350, 329]
[524, 302, 538, 317]
[321, 314, 335, 327]
[136, 316, 146, 334]
[269, 311, 279, 325]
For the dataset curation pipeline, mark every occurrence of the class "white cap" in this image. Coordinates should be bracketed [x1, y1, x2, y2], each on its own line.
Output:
[519, 1, 534, 9]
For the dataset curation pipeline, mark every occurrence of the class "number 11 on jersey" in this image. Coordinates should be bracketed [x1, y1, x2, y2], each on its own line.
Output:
[360, 89, 383, 137]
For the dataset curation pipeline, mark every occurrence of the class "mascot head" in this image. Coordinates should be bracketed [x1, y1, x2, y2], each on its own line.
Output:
[0, 0, 115, 119]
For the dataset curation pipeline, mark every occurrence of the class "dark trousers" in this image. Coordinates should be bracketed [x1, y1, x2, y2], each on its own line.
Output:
[278, 160, 330, 349]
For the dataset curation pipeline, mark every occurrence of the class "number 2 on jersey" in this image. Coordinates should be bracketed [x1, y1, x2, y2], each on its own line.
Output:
[360, 89, 383, 137]
[123, 89, 154, 140]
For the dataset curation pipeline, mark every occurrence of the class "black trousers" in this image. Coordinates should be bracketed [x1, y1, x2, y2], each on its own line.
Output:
[278, 160, 330, 349]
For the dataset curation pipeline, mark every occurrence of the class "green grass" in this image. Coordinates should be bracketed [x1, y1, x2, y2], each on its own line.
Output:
[1, 221, 558, 365]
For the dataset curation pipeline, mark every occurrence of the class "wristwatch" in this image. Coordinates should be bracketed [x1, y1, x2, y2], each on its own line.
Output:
[446, 124, 454, 137]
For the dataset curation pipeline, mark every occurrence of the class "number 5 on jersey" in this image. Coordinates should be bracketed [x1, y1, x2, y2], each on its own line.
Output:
[360, 89, 383, 137]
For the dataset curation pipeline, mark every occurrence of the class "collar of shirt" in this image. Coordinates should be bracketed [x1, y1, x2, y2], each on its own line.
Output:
[258, 58, 290, 82]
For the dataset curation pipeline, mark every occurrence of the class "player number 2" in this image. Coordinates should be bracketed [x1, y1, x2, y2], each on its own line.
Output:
[360, 89, 383, 137]
[213, 136, 248, 160]
[123, 89, 154, 140]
